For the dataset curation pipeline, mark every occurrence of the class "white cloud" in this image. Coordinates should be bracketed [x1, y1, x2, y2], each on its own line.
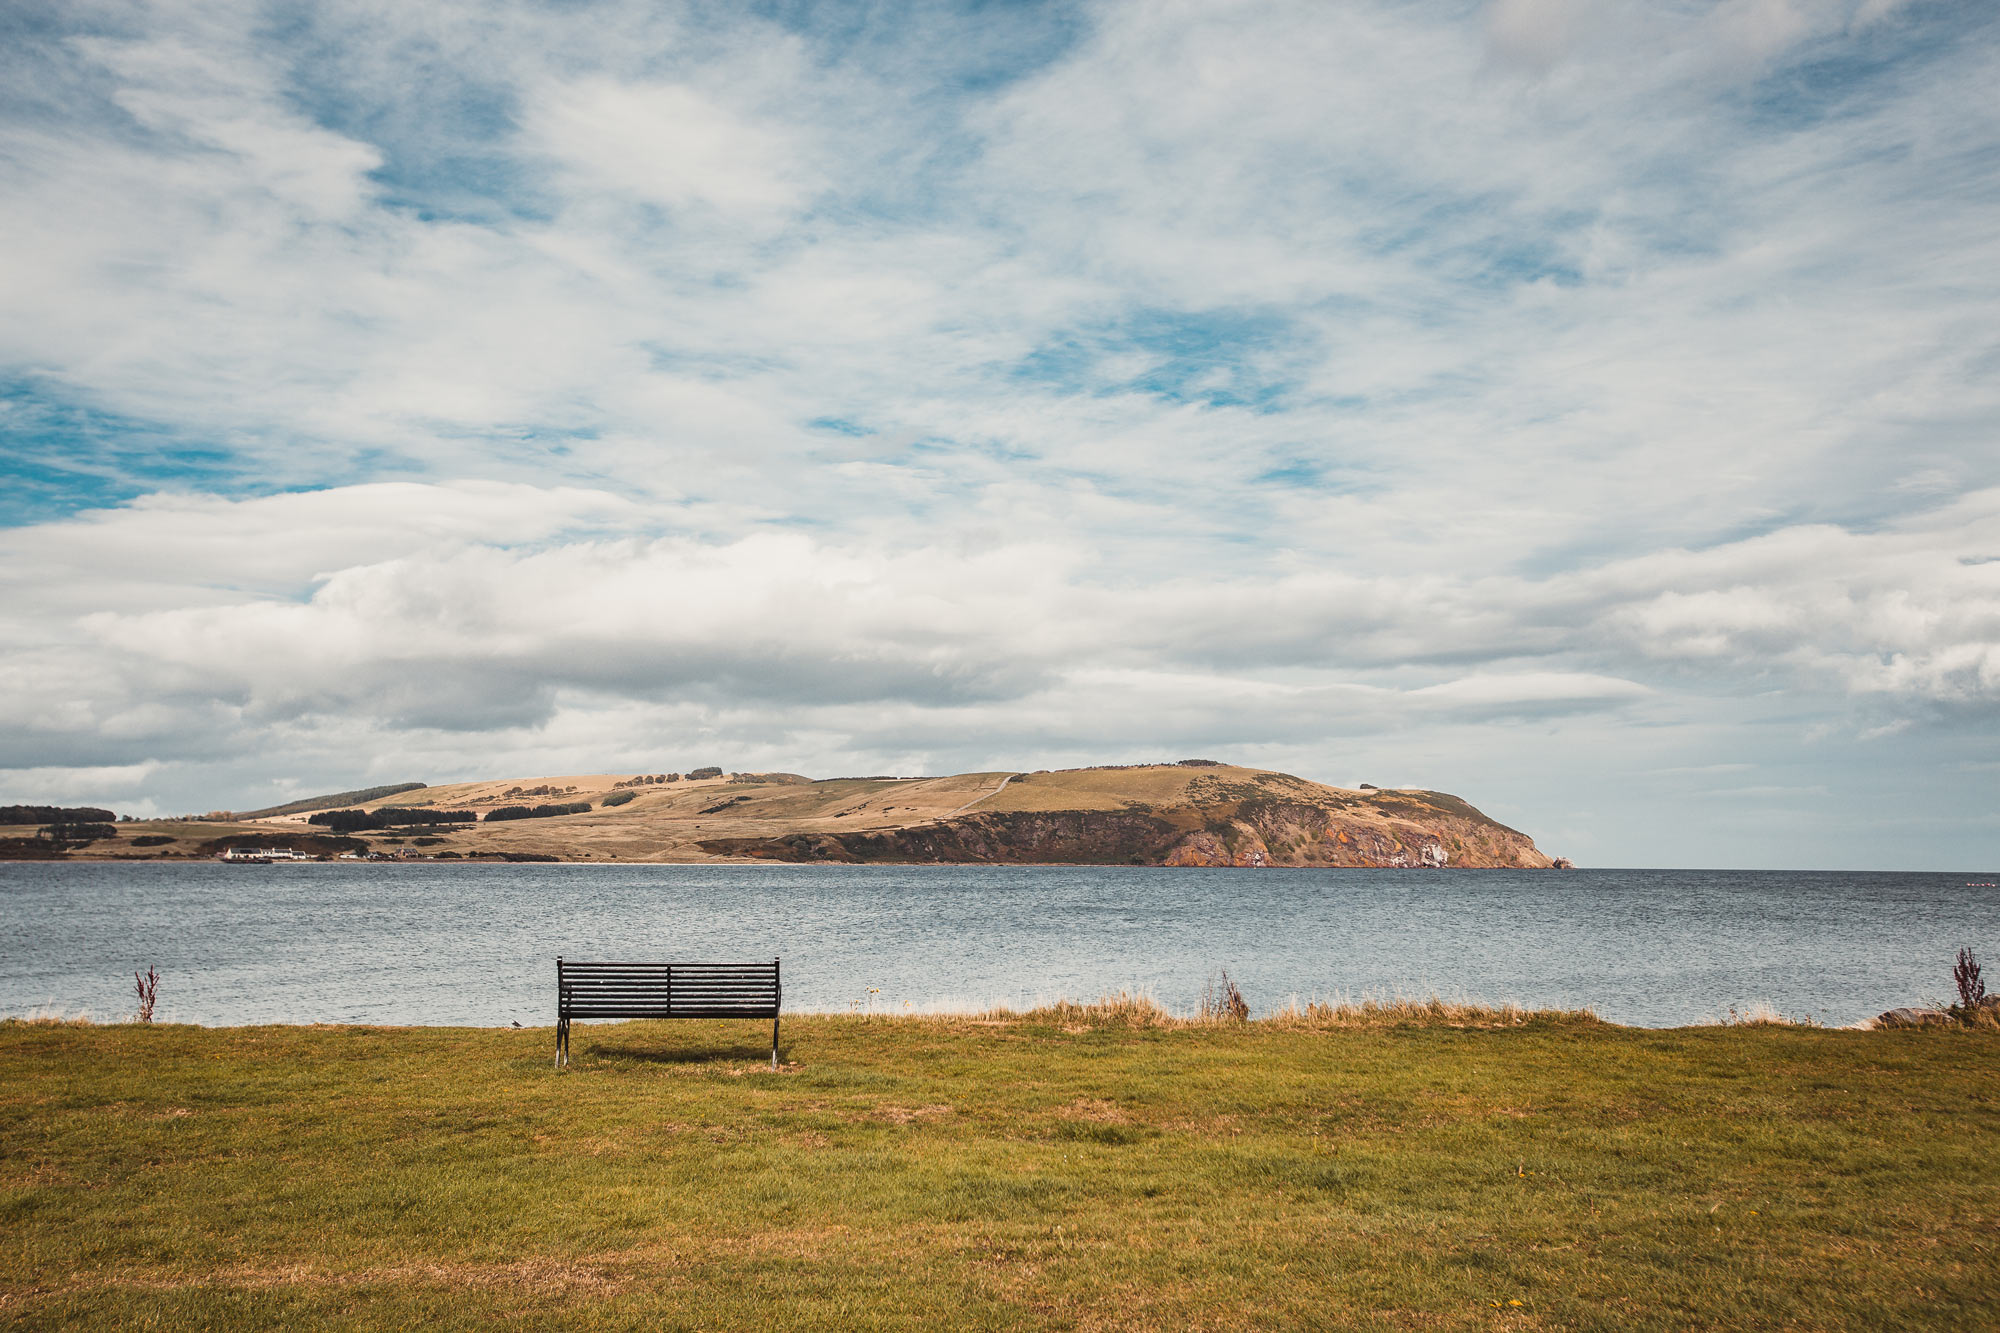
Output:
[2, 481, 1991, 786]
[1484, 0, 1608, 74]
[1, 0, 1997, 863]
[0, 481, 641, 611]
[527, 77, 815, 220]
[1406, 673, 1653, 709]
[0, 762, 159, 804]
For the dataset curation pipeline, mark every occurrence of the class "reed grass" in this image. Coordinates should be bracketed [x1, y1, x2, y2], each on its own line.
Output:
[1706, 1001, 1821, 1028]
[937, 990, 1596, 1030]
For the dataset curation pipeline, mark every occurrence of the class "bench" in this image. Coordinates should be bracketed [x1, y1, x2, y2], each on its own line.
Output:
[555, 957, 782, 1069]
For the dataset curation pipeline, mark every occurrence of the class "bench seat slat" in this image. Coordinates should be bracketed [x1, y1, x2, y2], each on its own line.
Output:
[572, 1000, 780, 1012]
[563, 994, 778, 1002]
[564, 1004, 776, 1013]
[562, 992, 777, 999]
[560, 973, 776, 979]
[564, 1001, 778, 1009]
[563, 978, 776, 985]
[568, 976, 776, 984]
[562, 965, 775, 973]
[564, 978, 767, 984]
[564, 978, 775, 986]
[568, 984, 784, 996]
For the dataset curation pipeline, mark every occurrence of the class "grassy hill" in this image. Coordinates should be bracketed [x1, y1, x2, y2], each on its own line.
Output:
[229, 782, 428, 821]
[7, 764, 1560, 867]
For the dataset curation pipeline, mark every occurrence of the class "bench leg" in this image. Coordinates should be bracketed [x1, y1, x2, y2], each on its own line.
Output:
[555, 1018, 568, 1069]
[771, 1012, 780, 1071]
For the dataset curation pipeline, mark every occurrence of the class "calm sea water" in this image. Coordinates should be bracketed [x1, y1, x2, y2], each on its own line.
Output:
[2, 862, 1994, 1029]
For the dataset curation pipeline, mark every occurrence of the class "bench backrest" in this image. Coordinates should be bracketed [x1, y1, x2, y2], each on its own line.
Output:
[557, 958, 781, 1019]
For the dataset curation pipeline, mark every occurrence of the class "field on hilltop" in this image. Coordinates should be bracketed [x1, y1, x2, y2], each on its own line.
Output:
[6, 763, 1560, 868]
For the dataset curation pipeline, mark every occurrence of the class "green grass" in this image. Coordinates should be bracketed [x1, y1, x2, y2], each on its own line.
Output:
[3, 1008, 1996, 1331]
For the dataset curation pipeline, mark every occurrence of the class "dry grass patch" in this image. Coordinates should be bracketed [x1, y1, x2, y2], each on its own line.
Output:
[927, 991, 1597, 1031]
[1264, 994, 1600, 1029]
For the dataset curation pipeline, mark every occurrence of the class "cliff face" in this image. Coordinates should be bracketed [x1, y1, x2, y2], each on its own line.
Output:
[700, 782, 1552, 869]
[701, 810, 1179, 865]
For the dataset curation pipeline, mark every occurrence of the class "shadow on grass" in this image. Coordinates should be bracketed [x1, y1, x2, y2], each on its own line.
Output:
[583, 1041, 784, 1066]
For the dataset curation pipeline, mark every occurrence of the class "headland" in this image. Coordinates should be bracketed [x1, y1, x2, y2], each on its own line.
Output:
[1, 762, 1564, 867]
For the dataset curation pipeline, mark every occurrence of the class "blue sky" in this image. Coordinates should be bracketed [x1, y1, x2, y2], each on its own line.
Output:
[2, 0, 1997, 867]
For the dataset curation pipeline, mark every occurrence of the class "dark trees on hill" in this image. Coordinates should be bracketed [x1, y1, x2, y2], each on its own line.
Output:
[308, 810, 382, 832]
[307, 808, 475, 832]
[2, 805, 115, 825]
[37, 823, 119, 843]
[483, 801, 592, 822]
[373, 807, 475, 826]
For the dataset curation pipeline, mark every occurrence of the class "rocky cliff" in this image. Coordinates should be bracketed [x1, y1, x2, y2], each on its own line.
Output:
[699, 772, 1553, 868]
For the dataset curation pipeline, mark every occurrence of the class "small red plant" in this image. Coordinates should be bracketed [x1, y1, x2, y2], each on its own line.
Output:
[1200, 970, 1250, 1022]
[1955, 948, 1986, 1010]
[135, 966, 160, 1023]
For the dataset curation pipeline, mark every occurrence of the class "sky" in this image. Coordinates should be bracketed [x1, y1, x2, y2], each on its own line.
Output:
[1, 0, 1996, 868]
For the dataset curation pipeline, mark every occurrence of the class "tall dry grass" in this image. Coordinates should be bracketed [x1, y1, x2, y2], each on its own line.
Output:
[1259, 992, 1600, 1030]
[134, 966, 160, 1024]
[898, 989, 1598, 1030]
[1707, 1002, 1821, 1028]
[1, 1011, 96, 1028]
[1198, 970, 1250, 1022]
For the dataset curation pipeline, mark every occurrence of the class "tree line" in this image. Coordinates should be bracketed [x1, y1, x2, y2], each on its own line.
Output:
[307, 807, 477, 833]
[484, 801, 593, 822]
[2, 805, 115, 825]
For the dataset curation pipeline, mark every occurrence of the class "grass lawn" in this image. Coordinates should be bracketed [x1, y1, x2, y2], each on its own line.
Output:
[2, 1009, 1995, 1331]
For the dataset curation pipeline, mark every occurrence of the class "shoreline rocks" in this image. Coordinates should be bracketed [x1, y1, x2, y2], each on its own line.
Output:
[1872, 1006, 1952, 1028]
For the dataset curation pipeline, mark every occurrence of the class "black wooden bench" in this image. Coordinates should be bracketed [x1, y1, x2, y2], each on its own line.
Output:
[555, 957, 782, 1069]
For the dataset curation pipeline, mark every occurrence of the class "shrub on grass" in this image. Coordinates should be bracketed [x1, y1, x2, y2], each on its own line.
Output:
[602, 789, 636, 807]
[1950, 948, 1998, 1027]
[1955, 947, 1986, 1008]
[1200, 970, 1250, 1022]
[134, 967, 159, 1023]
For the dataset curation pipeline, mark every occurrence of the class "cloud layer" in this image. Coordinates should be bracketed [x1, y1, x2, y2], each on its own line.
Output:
[2, 0, 1997, 866]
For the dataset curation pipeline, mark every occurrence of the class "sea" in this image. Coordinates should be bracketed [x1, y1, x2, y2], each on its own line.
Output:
[2, 861, 1994, 1029]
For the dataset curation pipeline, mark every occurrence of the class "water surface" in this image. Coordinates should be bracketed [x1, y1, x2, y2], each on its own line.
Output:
[2, 862, 1993, 1028]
